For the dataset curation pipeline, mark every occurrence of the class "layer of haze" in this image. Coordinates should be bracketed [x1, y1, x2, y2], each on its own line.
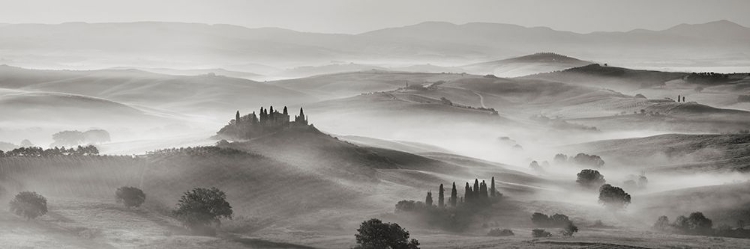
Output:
[0, 0, 749, 34]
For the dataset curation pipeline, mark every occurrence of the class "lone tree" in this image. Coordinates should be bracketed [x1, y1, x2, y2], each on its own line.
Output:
[9, 191, 48, 220]
[173, 187, 233, 234]
[354, 218, 420, 249]
[598, 184, 631, 210]
[115, 186, 146, 208]
[576, 169, 606, 188]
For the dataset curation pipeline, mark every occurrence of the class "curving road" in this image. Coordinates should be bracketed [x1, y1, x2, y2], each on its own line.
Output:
[472, 91, 487, 108]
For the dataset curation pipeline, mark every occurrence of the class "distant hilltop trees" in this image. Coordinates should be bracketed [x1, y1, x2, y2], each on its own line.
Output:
[216, 106, 311, 140]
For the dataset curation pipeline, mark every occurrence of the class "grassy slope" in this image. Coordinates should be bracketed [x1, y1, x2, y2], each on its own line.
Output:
[562, 134, 750, 171]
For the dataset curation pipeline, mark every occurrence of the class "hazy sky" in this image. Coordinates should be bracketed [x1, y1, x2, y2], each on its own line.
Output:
[0, 0, 748, 34]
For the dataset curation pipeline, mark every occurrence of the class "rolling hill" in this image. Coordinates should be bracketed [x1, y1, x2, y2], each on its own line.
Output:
[522, 64, 688, 91]
[0, 65, 317, 118]
[562, 133, 750, 172]
[463, 52, 592, 77]
[0, 91, 169, 127]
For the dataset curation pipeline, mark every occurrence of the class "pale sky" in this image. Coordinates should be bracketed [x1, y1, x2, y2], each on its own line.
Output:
[0, 0, 748, 34]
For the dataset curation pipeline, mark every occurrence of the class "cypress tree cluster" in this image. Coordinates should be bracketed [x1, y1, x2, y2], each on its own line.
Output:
[423, 177, 500, 209]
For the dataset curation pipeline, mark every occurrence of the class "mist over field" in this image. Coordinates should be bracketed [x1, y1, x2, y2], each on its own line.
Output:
[1, 1, 750, 248]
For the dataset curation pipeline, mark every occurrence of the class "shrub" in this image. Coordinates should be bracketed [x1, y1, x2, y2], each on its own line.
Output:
[115, 186, 146, 208]
[173, 187, 233, 234]
[9, 191, 48, 220]
[354, 218, 420, 249]
[598, 184, 631, 210]
[532, 229, 552, 238]
[487, 228, 514, 236]
[576, 169, 606, 188]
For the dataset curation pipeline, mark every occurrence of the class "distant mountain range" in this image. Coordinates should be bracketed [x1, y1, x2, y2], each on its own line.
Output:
[0, 20, 748, 71]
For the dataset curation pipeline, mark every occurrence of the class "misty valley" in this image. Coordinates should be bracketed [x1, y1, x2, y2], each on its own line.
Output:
[2, 9, 750, 249]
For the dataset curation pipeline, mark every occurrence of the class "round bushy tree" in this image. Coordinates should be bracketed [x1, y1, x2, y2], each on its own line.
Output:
[115, 186, 146, 208]
[598, 184, 631, 210]
[173, 187, 233, 233]
[576, 169, 606, 188]
[9, 191, 48, 220]
[354, 218, 420, 249]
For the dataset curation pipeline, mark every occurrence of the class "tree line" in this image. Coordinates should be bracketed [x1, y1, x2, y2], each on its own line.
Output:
[0, 145, 99, 157]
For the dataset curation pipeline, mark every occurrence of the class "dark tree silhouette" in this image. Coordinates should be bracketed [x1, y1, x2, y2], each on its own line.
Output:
[354, 218, 420, 249]
[687, 212, 713, 232]
[573, 153, 605, 168]
[115, 186, 146, 208]
[464, 182, 472, 202]
[598, 184, 631, 210]
[235, 111, 241, 125]
[561, 222, 579, 237]
[473, 179, 479, 195]
[450, 182, 457, 207]
[438, 184, 444, 208]
[9, 191, 48, 220]
[576, 169, 606, 188]
[490, 177, 496, 197]
[173, 187, 233, 233]
[425, 191, 433, 207]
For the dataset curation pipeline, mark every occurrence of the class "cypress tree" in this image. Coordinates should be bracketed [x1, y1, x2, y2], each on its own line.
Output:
[438, 184, 445, 208]
[425, 191, 433, 207]
[450, 182, 457, 207]
[283, 106, 288, 115]
[236, 111, 241, 125]
[464, 182, 472, 202]
[473, 179, 479, 194]
[490, 177, 496, 197]
[480, 180, 487, 198]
